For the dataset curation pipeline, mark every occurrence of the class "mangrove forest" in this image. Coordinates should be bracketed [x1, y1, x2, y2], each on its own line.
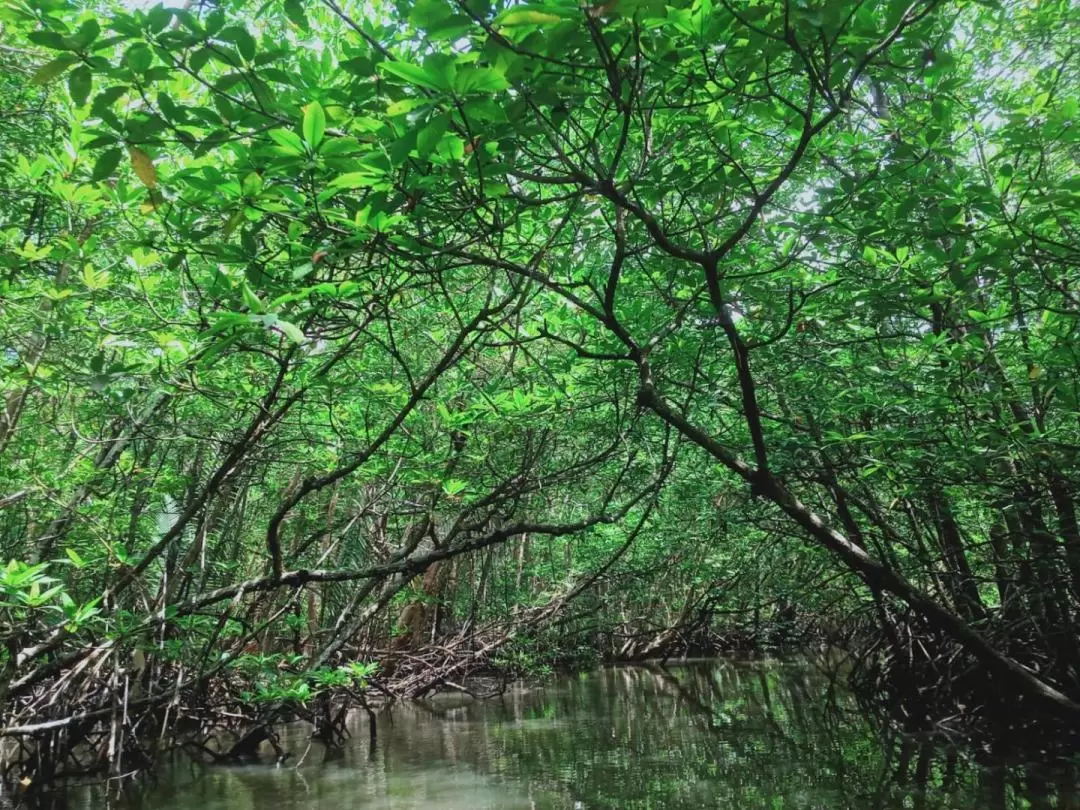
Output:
[1, 0, 1079, 804]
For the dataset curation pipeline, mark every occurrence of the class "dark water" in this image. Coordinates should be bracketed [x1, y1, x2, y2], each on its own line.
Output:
[75, 658, 1079, 809]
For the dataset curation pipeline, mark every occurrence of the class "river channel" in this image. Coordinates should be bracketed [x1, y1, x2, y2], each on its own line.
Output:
[70, 658, 1078, 808]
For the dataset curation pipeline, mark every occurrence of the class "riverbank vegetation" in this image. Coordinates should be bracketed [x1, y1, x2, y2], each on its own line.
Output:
[1, 0, 1078, 799]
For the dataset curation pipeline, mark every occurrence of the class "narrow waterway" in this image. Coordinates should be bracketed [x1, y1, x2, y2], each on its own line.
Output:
[72, 658, 1077, 808]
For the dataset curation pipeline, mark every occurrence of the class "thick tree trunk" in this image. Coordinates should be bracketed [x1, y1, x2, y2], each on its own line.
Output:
[928, 495, 986, 622]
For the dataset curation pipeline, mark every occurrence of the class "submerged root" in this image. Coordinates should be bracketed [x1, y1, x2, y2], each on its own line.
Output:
[843, 606, 1080, 751]
[0, 620, 525, 801]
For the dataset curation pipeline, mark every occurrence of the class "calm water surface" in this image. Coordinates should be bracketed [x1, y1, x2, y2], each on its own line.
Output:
[76, 658, 1079, 809]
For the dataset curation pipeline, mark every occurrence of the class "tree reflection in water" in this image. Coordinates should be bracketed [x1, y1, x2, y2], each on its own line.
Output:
[66, 659, 1078, 810]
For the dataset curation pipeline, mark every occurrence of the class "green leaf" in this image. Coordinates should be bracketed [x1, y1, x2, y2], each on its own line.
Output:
[931, 98, 948, 123]
[283, 0, 310, 29]
[242, 171, 264, 197]
[379, 61, 445, 91]
[65, 548, 86, 569]
[387, 98, 429, 117]
[92, 85, 128, 115]
[438, 135, 466, 161]
[81, 264, 110, 290]
[268, 128, 305, 154]
[221, 24, 256, 61]
[68, 65, 92, 106]
[27, 30, 71, 50]
[328, 172, 382, 190]
[454, 67, 509, 94]
[276, 319, 306, 344]
[242, 283, 265, 313]
[30, 55, 78, 86]
[417, 114, 451, 157]
[72, 18, 101, 49]
[124, 44, 153, 73]
[147, 5, 174, 33]
[442, 478, 468, 496]
[302, 101, 326, 148]
[496, 9, 563, 26]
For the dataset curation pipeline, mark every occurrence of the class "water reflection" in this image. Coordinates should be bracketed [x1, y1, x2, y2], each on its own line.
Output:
[71, 659, 1079, 809]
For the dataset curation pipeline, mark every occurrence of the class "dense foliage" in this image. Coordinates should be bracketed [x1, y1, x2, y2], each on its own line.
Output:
[0, 0, 1078, 794]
